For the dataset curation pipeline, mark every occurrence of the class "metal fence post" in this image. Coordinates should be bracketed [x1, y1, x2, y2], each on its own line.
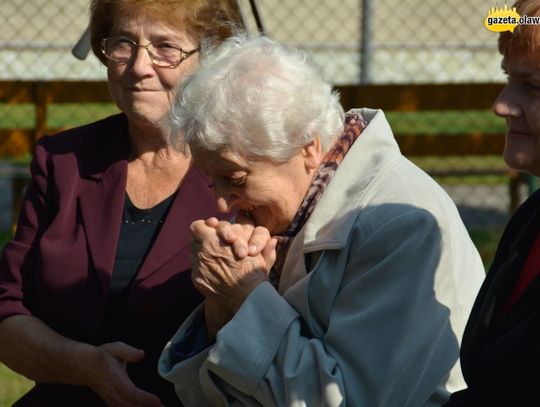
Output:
[360, 0, 374, 84]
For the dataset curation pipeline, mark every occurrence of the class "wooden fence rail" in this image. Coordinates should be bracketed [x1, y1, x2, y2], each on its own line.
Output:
[0, 81, 507, 156]
[0, 80, 520, 227]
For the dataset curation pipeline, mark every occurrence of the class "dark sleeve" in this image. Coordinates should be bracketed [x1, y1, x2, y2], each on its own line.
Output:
[0, 137, 54, 322]
[172, 311, 213, 360]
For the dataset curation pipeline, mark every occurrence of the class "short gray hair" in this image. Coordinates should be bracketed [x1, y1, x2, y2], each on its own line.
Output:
[168, 33, 344, 162]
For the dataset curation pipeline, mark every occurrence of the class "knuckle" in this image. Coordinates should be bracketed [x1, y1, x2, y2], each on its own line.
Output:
[254, 226, 270, 236]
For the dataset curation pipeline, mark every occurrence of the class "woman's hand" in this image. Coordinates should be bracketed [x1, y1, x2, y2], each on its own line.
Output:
[84, 342, 162, 407]
[205, 212, 273, 259]
[204, 298, 235, 341]
[190, 220, 277, 312]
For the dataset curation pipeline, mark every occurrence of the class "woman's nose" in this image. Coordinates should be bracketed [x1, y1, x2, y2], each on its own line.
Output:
[216, 196, 233, 213]
[493, 84, 522, 118]
[130, 46, 155, 76]
[214, 183, 238, 214]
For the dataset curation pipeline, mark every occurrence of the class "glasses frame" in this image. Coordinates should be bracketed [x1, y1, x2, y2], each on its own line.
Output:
[100, 37, 199, 68]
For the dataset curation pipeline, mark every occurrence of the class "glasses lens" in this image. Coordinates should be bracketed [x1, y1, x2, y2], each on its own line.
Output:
[104, 38, 133, 62]
[148, 44, 182, 67]
[102, 37, 195, 67]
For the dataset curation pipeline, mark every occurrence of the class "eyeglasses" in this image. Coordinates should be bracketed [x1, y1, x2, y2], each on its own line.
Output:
[100, 36, 199, 68]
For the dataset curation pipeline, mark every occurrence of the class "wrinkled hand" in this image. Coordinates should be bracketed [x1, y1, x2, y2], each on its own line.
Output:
[85, 342, 162, 407]
[204, 297, 234, 341]
[205, 211, 272, 259]
[190, 219, 277, 312]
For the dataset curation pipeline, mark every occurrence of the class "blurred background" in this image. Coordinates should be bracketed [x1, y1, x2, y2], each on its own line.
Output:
[0, 0, 523, 403]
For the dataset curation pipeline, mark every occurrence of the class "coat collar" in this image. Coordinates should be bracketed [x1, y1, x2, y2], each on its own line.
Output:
[277, 109, 400, 293]
[79, 114, 131, 181]
[78, 114, 130, 293]
[301, 108, 401, 252]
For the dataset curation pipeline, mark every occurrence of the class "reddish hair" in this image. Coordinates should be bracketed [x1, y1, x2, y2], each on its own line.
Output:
[89, 0, 244, 65]
[499, 0, 540, 60]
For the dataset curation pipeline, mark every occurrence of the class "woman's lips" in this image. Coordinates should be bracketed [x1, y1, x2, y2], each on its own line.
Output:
[507, 129, 533, 138]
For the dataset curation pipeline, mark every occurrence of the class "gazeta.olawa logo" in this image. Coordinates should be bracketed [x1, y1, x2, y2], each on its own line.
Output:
[484, 4, 540, 33]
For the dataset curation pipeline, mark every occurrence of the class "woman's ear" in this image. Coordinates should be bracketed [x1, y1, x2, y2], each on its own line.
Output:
[302, 137, 323, 170]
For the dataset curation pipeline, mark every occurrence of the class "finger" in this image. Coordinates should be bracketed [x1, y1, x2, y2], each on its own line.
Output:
[214, 222, 252, 258]
[214, 221, 241, 243]
[190, 219, 219, 242]
[205, 217, 220, 228]
[261, 238, 278, 270]
[106, 342, 145, 363]
[247, 226, 272, 256]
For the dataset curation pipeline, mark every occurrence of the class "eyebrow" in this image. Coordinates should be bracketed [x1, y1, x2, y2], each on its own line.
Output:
[110, 29, 183, 43]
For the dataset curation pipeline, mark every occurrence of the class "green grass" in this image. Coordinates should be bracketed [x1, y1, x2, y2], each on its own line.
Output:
[47, 103, 119, 128]
[0, 233, 32, 406]
[469, 228, 503, 269]
[0, 231, 11, 250]
[0, 106, 505, 134]
[385, 110, 507, 134]
[0, 103, 119, 130]
[0, 364, 33, 406]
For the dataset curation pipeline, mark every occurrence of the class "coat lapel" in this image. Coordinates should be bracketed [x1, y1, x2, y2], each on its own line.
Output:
[77, 114, 130, 296]
[461, 191, 540, 372]
[134, 165, 219, 283]
[78, 161, 127, 296]
[485, 204, 540, 337]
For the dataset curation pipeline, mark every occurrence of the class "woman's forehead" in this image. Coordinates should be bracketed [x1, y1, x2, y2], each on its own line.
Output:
[503, 56, 540, 76]
[193, 148, 250, 171]
[111, 12, 183, 35]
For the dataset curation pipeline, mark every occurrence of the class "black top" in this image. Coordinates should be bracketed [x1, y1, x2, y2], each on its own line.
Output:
[103, 193, 176, 342]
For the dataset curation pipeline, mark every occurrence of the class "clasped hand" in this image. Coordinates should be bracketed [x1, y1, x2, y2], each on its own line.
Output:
[190, 214, 277, 337]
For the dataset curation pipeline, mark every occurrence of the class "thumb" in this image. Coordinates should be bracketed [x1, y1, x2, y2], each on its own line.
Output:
[106, 342, 145, 363]
[262, 238, 278, 270]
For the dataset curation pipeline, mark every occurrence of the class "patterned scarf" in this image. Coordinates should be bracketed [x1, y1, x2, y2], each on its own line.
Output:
[268, 113, 367, 288]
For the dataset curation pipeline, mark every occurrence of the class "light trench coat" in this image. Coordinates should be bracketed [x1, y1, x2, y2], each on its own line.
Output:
[159, 108, 485, 407]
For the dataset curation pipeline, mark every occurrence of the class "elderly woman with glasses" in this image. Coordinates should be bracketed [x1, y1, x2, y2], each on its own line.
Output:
[158, 34, 485, 406]
[0, 1, 249, 406]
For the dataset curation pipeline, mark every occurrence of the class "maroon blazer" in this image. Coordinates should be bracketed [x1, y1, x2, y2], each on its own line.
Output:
[0, 114, 226, 406]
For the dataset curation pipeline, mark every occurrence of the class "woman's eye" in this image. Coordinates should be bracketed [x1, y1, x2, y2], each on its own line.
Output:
[156, 42, 178, 50]
[227, 175, 246, 186]
[113, 38, 133, 48]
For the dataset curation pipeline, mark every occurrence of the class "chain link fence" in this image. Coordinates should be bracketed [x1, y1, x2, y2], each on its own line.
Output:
[0, 0, 505, 82]
[0, 0, 524, 260]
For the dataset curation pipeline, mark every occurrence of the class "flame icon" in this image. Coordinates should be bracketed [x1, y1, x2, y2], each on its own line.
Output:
[484, 4, 521, 33]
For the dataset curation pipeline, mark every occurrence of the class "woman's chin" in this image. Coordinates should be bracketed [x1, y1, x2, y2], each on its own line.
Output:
[503, 149, 538, 173]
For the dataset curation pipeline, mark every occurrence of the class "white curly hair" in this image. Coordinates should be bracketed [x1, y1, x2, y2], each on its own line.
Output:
[168, 32, 344, 162]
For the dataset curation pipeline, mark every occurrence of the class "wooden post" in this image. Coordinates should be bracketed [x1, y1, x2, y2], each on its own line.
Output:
[34, 82, 49, 145]
[508, 170, 521, 214]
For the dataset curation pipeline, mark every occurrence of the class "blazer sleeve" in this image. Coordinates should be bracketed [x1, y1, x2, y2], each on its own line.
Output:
[0, 137, 53, 322]
[160, 208, 457, 406]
